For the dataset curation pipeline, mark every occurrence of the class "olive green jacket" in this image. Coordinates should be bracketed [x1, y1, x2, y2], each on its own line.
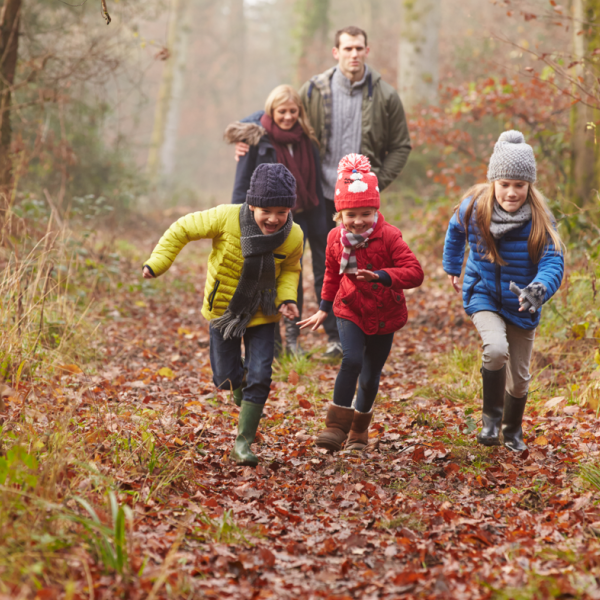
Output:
[299, 66, 411, 192]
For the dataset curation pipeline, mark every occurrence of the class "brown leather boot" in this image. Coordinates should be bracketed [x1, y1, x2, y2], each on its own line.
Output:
[315, 404, 355, 451]
[346, 410, 373, 451]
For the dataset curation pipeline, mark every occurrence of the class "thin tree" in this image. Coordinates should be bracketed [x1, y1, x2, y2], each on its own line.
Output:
[147, 0, 191, 179]
[0, 0, 22, 195]
[397, 0, 441, 112]
[570, 0, 600, 206]
[293, 0, 330, 87]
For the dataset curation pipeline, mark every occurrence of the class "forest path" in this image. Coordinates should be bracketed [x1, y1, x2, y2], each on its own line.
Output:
[82, 241, 599, 599]
[6, 230, 599, 600]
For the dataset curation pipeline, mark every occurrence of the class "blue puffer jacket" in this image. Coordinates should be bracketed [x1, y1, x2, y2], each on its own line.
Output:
[442, 197, 564, 330]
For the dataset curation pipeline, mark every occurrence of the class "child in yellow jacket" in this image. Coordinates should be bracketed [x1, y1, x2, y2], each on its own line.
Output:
[143, 164, 303, 466]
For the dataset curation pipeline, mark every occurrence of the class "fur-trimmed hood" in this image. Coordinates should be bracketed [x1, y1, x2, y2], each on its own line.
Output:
[223, 121, 266, 146]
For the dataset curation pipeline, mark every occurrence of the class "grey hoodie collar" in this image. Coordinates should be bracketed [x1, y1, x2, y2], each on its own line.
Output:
[332, 65, 369, 95]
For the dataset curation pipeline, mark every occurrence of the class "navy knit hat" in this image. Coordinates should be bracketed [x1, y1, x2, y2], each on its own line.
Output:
[246, 163, 297, 208]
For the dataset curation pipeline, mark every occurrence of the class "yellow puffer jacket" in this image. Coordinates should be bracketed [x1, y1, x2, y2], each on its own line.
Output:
[144, 204, 303, 327]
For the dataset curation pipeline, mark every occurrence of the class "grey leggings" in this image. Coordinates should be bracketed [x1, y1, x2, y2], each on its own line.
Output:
[471, 311, 536, 398]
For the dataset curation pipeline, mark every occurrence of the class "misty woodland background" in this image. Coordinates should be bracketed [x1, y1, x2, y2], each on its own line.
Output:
[0, 0, 599, 598]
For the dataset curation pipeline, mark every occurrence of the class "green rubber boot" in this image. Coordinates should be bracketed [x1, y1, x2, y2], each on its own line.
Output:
[232, 387, 243, 407]
[230, 401, 263, 466]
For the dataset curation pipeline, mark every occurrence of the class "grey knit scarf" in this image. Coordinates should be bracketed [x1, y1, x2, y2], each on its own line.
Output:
[211, 203, 293, 339]
[490, 201, 532, 239]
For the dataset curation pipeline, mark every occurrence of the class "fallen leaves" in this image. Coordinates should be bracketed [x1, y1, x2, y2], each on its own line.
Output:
[1, 226, 598, 600]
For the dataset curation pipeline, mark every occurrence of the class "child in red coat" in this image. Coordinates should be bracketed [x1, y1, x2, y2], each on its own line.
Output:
[299, 154, 424, 451]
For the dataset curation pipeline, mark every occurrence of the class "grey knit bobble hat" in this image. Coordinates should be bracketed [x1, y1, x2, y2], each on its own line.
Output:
[487, 130, 536, 184]
[246, 163, 297, 208]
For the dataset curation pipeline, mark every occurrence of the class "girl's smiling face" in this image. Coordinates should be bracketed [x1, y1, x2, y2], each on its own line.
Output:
[341, 207, 377, 234]
[494, 179, 529, 212]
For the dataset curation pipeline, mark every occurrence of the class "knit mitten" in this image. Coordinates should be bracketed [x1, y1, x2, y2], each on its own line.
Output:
[509, 281, 546, 313]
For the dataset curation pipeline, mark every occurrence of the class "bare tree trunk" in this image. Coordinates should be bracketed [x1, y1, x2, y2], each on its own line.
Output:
[294, 0, 330, 86]
[161, 0, 193, 177]
[147, 0, 190, 179]
[0, 0, 21, 195]
[229, 0, 245, 116]
[398, 0, 440, 112]
[570, 0, 600, 206]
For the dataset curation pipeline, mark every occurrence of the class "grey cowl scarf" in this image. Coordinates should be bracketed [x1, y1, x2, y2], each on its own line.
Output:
[490, 201, 532, 239]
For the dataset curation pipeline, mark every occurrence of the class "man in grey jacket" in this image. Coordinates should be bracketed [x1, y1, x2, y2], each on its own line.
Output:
[234, 26, 412, 358]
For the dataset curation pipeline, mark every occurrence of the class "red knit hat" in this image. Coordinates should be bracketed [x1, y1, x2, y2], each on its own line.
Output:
[334, 154, 380, 211]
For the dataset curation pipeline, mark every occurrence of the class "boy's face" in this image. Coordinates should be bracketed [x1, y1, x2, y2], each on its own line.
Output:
[341, 207, 377, 234]
[249, 205, 291, 235]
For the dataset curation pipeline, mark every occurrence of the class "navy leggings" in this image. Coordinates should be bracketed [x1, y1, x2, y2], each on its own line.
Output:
[333, 317, 394, 412]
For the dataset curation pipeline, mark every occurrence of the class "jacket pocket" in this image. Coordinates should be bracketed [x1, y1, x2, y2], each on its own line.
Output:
[337, 289, 356, 308]
[391, 290, 405, 304]
[208, 279, 220, 312]
[464, 274, 480, 305]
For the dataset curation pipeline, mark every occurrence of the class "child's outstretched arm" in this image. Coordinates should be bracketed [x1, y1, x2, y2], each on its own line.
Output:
[299, 230, 341, 331]
[373, 230, 424, 291]
[442, 209, 467, 294]
[143, 207, 224, 277]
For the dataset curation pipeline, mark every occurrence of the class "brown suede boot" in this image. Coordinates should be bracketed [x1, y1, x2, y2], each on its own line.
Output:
[345, 410, 373, 451]
[315, 404, 355, 451]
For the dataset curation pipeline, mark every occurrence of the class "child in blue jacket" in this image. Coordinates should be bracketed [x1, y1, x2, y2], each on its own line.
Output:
[442, 130, 564, 452]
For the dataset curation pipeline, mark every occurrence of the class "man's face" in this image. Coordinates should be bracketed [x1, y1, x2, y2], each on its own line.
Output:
[248, 205, 291, 235]
[332, 33, 369, 78]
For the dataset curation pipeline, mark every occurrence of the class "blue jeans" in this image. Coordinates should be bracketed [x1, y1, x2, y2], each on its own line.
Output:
[209, 322, 275, 405]
[333, 318, 394, 412]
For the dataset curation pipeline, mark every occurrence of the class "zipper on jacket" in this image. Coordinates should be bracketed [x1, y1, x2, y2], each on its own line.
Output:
[494, 264, 502, 310]
[208, 279, 220, 312]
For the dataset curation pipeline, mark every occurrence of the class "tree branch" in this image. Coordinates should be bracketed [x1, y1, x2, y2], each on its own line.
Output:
[101, 0, 111, 25]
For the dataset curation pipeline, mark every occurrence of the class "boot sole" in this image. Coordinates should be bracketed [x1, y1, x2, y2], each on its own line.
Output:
[315, 439, 343, 451]
[345, 443, 367, 451]
[477, 436, 501, 447]
[504, 443, 527, 453]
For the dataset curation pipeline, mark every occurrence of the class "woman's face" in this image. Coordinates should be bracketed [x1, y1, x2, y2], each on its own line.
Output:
[494, 179, 529, 212]
[272, 100, 300, 130]
[341, 207, 377, 234]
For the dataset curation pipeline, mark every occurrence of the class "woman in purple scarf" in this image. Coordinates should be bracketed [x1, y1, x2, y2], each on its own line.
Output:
[225, 85, 332, 357]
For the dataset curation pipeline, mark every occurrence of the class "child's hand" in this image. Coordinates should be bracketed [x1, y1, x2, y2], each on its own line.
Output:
[298, 310, 328, 331]
[356, 269, 379, 282]
[142, 266, 155, 279]
[235, 142, 250, 162]
[448, 275, 461, 294]
[279, 302, 299, 320]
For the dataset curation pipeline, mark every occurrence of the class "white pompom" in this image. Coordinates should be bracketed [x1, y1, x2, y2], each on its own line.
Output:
[498, 130, 525, 144]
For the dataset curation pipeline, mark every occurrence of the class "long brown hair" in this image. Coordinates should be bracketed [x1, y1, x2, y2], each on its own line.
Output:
[457, 182, 564, 266]
[264, 85, 319, 147]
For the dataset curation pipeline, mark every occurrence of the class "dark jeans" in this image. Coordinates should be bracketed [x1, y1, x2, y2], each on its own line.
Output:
[209, 322, 275, 405]
[333, 317, 394, 412]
